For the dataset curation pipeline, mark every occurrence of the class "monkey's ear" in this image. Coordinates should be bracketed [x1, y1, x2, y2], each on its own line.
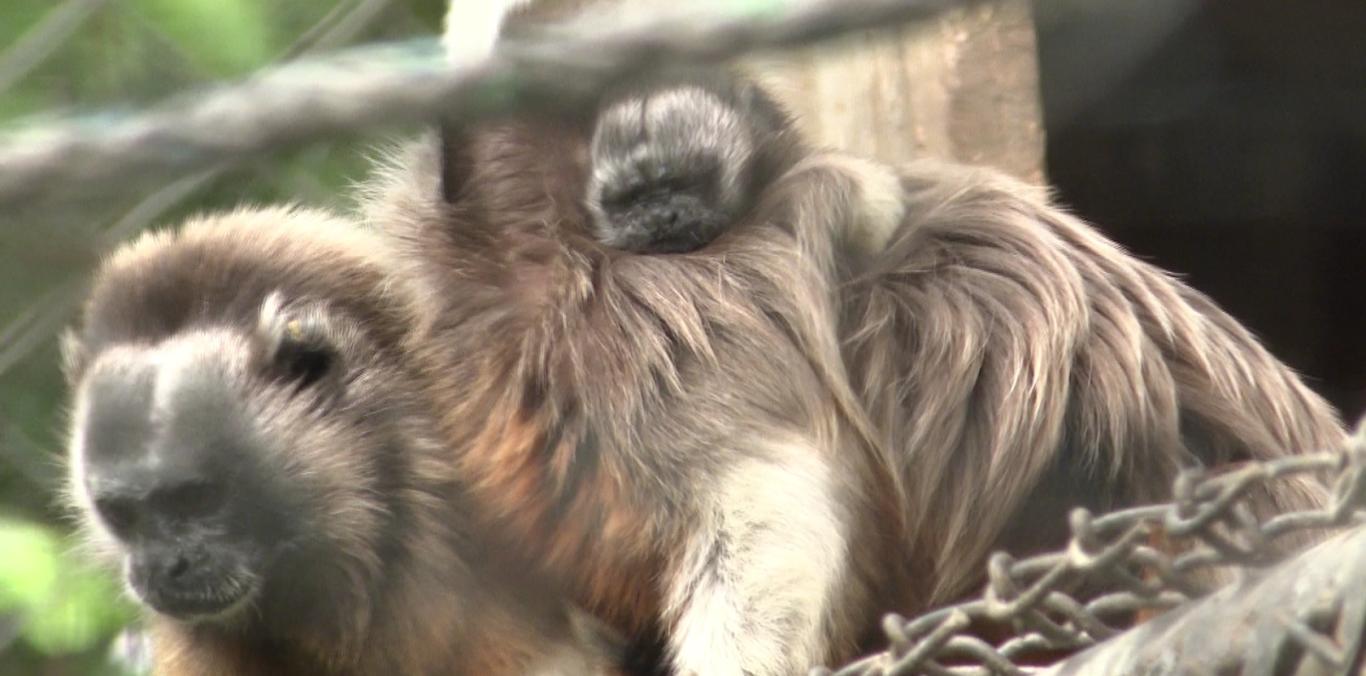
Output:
[59, 329, 89, 384]
[253, 292, 347, 396]
[438, 124, 476, 205]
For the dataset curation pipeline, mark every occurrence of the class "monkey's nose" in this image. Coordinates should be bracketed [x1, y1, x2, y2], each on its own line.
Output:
[131, 546, 241, 618]
[136, 547, 203, 586]
[166, 552, 192, 580]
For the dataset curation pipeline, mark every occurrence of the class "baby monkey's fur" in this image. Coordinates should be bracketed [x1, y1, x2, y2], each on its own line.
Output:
[585, 70, 793, 253]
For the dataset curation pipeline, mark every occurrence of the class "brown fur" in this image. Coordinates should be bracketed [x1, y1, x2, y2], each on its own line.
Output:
[64, 207, 624, 675]
[361, 72, 1346, 670]
[368, 119, 901, 668]
[841, 160, 1344, 604]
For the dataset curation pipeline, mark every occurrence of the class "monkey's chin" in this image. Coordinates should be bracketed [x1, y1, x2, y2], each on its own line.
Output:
[598, 201, 729, 254]
[136, 578, 255, 624]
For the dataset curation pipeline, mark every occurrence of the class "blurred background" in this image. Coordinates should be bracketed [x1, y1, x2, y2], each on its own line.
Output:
[0, 2, 447, 673]
[0, 0, 1361, 673]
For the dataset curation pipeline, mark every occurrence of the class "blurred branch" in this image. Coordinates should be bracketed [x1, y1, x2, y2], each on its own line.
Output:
[0, 278, 89, 381]
[0, 612, 23, 656]
[1040, 525, 1366, 674]
[0, 0, 980, 209]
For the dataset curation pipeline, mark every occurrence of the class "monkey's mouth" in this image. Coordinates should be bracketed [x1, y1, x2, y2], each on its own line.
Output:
[132, 569, 256, 622]
[612, 194, 727, 254]
[621, 214, 723, 253]
[643, 232, 708, 254]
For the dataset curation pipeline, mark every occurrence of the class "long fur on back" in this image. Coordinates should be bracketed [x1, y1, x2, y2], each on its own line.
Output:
[359, 104, 1345, 670]
[842, 161, 1345, 602]
[364, 121, 903, 665]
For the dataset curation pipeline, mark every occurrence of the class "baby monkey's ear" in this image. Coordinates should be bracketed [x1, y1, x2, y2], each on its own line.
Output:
[252, 291, 348, 397]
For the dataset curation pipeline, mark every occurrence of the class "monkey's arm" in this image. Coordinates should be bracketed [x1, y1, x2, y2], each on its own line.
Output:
[654, 154, 908, 675]
[663, 443, 856, 675]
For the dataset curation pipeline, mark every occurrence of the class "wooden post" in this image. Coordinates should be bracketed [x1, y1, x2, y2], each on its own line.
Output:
[746, 0, 1046, 182]
[450, 0, 1048, 182]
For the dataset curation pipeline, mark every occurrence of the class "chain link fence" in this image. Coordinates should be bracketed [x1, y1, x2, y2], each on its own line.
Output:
[825, 424, 1366, 675]
[1, 1, 1362, 674]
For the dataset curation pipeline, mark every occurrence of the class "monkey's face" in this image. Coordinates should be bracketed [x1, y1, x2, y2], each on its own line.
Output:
[67, 293, 392, 625]
[585, 86, 754, 254]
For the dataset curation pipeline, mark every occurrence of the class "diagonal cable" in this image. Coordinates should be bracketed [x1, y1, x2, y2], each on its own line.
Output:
[0, 0, 398, 383]
[0, 0, 981, 208]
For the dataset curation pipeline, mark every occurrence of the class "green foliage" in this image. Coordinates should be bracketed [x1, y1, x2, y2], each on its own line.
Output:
[0, 519, 136, 656]
[134, 0, 279, 77]
[0, 1, 445, 673]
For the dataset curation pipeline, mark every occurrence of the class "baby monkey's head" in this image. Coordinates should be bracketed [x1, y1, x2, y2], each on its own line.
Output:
[585, 70, 796, 254]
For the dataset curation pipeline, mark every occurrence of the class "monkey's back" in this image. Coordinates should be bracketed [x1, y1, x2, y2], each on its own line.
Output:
[842, 160, 1346, 606]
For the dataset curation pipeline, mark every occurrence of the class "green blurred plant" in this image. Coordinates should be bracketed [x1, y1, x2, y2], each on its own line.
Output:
[1, 1, 444, 673]
[0, 518, 136, 656]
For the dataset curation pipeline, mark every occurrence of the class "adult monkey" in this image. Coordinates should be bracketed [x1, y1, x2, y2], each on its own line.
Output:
[63, 208, 626, 675]
[368, 105, 902, 676]
[366, 57, 1345, 676]
[578, 70, 1347, 603]
[397, 1, 1341, 672]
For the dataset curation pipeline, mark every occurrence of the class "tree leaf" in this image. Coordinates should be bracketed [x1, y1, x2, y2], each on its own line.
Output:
[0, 519, 136, 655]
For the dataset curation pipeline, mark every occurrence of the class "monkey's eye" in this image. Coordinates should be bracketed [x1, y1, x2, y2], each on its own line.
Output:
[264, 315, 340, 392]
[276, 339, 335, 390]
[255, 294, 346, 395]
[600, 180, 649, 208]
[93, 495, 139, 535]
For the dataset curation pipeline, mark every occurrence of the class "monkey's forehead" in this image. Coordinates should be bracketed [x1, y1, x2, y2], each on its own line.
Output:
[77, 207, 411, 365]
[76, 333, 253, 441]
[594, 88, 752, 152]
[106, 206, 393, 276]
[90, 207, 394, 327]
[79, 329, 252, 380]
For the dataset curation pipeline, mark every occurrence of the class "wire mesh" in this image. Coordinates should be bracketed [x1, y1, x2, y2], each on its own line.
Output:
[824, 425, 1366, 675]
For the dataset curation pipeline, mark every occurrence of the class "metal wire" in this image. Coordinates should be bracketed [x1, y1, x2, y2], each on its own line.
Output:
[0, 0, 399, 384]
[820, 425, 1366, 675]
[0, 0, 981, 209]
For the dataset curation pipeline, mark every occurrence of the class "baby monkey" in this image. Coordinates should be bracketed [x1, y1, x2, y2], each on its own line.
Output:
[584, 70, 796, 253]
